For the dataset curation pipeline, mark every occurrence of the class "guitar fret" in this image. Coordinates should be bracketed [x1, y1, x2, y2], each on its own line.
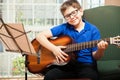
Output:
[75, 43, 78, 51]
[88, 41, 91, 48]
[87, 42, 89, 49]
[83, 42, 85, 49]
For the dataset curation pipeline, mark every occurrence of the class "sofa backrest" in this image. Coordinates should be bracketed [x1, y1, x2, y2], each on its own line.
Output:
[83, 6, 120, 60]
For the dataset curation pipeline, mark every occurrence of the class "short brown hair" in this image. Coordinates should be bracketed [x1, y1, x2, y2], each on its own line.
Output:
[60, 0, 81, 15]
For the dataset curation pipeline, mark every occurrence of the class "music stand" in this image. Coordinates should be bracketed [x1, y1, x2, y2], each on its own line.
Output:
[0, 18, 37, 80]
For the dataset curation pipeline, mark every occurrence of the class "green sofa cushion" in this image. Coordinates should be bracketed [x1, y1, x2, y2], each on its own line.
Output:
[97, 60, 120, 75]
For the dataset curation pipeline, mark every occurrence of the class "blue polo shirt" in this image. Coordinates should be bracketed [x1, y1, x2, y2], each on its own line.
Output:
[50, 19, 100, 64]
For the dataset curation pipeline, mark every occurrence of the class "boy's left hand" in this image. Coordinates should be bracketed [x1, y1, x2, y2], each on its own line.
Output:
[97, 40, 108, 50]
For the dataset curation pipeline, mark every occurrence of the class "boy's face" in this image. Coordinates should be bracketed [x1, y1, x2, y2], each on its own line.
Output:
[63, 6, 83, 26]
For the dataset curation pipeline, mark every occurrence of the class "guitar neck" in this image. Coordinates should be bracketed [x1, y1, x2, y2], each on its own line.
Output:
[64, 38, 110, 53]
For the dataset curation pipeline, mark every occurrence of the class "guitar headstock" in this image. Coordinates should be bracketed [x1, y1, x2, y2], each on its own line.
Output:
[110, 35, 120, 48]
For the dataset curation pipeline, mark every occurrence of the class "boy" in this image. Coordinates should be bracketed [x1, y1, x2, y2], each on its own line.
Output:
[36, 0, 108, 80]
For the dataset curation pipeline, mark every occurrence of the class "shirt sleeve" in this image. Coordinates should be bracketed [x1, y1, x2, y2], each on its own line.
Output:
[50, 24, 66, 37]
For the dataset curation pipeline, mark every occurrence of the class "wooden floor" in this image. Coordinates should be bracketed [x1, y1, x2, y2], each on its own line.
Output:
[0, 77, 44, 80]
[0, 75, 44, 80]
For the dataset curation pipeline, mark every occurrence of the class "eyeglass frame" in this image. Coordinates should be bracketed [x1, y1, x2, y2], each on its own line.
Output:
[64, 9, 79, 20]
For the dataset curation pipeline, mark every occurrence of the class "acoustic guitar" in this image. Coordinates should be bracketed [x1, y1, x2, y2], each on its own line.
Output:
[26, 35, 120, 74]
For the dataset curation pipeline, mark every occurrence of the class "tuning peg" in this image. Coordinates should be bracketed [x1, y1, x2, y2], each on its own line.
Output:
[117, 44, 120, 48]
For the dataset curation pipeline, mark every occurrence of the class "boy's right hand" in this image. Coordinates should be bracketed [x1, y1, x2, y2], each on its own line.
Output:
[52, 46, 69, 63]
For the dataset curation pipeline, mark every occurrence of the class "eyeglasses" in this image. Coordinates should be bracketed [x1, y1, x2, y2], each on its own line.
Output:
[64, 9, 78, 20]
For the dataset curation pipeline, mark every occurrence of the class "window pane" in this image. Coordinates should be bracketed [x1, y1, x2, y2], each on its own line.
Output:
[15, 5, 32, 25]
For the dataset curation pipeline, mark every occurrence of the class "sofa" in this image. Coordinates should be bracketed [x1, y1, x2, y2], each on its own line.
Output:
[83, 5, 120, 80]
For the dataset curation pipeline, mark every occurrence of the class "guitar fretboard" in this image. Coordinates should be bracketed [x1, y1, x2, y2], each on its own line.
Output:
[64, 38, 110, 53]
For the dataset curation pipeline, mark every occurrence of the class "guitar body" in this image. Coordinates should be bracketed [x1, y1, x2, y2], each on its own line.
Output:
[26, 36, 72, 74]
